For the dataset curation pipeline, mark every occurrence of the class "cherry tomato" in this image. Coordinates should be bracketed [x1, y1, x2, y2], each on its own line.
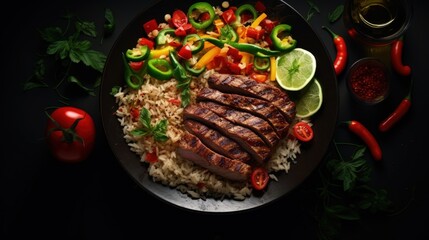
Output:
[251, 167, 269, 191]
[293, 121, 314, 142]
[45, 106, 95, 163]
[171, 9, 188, 28]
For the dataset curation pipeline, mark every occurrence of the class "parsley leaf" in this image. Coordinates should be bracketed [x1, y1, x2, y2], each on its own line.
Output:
[131, 108, 169, 142]
[24, 12, 108, 100]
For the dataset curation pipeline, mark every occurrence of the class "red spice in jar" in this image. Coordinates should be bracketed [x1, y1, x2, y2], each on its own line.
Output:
[347, 58, 389, 104]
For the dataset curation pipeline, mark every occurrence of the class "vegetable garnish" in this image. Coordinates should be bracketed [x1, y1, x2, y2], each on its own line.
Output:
[131, 108, 169, 143]
[250, 167, 269, 191]
[322, 26, 347, 76]
[293, 121, 314, 142]
[344, 120, 382, 161]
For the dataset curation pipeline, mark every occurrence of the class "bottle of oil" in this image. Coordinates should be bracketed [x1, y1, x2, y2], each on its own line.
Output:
[343, 0, 412, 47]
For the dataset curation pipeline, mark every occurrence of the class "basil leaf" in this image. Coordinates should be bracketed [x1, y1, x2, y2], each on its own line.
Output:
[39, 27, 63, 43]
[110, 86, 120, 96]
[68, 75, 96, 96]
[139, 108, 152, 130]
[104, 8, 115, 34]
[76, 20, 97, 37]
[328, 5, 344, 23]
[46, 40, 70, 59]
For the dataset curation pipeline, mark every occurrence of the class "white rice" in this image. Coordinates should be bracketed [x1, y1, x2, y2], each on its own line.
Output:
[114, 71, 303, 200]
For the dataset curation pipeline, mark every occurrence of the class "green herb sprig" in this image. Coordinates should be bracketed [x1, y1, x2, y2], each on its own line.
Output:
[131, 108, 168, 142]
[314, 141, 393, 240]
[24, 11, 114, 100]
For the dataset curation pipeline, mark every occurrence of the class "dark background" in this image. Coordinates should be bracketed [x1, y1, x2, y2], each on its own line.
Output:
[2, 0, 428, 239]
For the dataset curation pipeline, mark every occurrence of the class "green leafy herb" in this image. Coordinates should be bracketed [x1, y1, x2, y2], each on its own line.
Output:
[328, 4, 344, 23]
[306, 0, 320, 22]
[24, 12, 107, 100]
[177, 78, 191, 108]
[110, 86, 120, 96]
[131, 108, 169, 142]
[313, 140, 393, 239]
[101, 8, 115, 44]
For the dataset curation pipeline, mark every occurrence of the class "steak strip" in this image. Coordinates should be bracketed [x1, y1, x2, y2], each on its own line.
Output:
[208, 73, 296, 122]
[197, 87, 289, 138]
[177, 132, 252, 182]
[198, 101, 279, 147]
[184, 119, 251, 163]
[183, 104, 271, 163]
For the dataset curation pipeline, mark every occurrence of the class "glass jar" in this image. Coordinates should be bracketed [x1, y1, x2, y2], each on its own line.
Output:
[346, 58, 390, 105]
[343, 0, 412, 47]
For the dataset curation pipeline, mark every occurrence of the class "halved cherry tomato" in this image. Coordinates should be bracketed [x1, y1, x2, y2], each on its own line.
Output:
[251, 167, 269, 190]
[172, 9, 188, 28]
[293, 121, 314, 142]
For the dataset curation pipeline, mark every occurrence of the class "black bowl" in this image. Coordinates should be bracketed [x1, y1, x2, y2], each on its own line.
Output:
[100, 0, 338, 213]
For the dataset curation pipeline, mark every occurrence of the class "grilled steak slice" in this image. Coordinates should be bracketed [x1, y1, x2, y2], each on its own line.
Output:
[197, 87, 289, 138]
[184, 119, 251, 163]
[198, 101, 280, 147]
[183, 104, 271, 163]
[177, 132, 252, 182]
[208, 73, 296, 122]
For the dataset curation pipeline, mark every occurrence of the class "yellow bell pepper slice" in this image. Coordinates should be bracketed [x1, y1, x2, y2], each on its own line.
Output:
[269, 56, 276, 81]
[194, 47, 221, 70]
[251, 13, 267, 28]
[149, 46, 174, 59]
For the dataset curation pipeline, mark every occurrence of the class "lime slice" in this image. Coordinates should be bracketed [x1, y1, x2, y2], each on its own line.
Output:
[295, 78, 323, 118]
[276, 48, 317, 91]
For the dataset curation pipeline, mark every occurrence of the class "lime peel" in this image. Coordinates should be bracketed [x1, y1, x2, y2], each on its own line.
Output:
[295, 78, 323, 118]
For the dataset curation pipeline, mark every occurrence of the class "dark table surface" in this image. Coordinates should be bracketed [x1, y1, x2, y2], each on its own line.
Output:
[3, 0, 428, 239]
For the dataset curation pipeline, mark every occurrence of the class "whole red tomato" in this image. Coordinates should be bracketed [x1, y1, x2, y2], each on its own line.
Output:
[45, 106, 95, 163]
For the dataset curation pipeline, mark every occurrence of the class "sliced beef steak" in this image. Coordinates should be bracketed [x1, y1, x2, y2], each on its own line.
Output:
[184, 119, 251, 163]
[198, 101, 279, 147]
[177, 132, 252, 182]
[208, 73, 296, 122]
[197, 87, 289, 138]
[183, 104, 271, 163]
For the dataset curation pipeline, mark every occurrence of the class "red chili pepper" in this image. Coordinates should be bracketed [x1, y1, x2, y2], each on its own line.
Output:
[345, 120, 382, 161]
[322, 26, 347, 76]
[378, 80, 413, 132]
[391, 36, 411, 76]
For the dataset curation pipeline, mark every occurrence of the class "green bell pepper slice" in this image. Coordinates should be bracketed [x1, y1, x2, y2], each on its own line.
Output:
[156, 28, 176, 46]
[253, 56, 270, 71]
[125, 45, 150, 62]
[147, 58, 173, 80]
[122, 53, 145, 89]
[182, 34, 204, 54]
[219, 25, 239, 43]
[187, 2, 215, 29]
[235, 4, 257, 24]
[270, 24, 297, 51]
[185, 61, 206, 76]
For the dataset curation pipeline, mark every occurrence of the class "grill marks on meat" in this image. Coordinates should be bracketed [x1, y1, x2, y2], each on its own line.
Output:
[177, 132, 252, 182]
[208, 73, 296, 122]
[197, 87, 289, 138]
[198, 101, 280, 147]
[184, 119, 251, 163]
[183, 104, 271, 163]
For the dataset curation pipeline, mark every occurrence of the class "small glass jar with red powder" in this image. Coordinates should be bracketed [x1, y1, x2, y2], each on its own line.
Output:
[346, 58, 390, 105]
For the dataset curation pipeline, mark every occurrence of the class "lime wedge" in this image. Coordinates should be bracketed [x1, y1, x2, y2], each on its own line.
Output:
[295, 78, 323, 118]
[276, 48, 317, 91]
